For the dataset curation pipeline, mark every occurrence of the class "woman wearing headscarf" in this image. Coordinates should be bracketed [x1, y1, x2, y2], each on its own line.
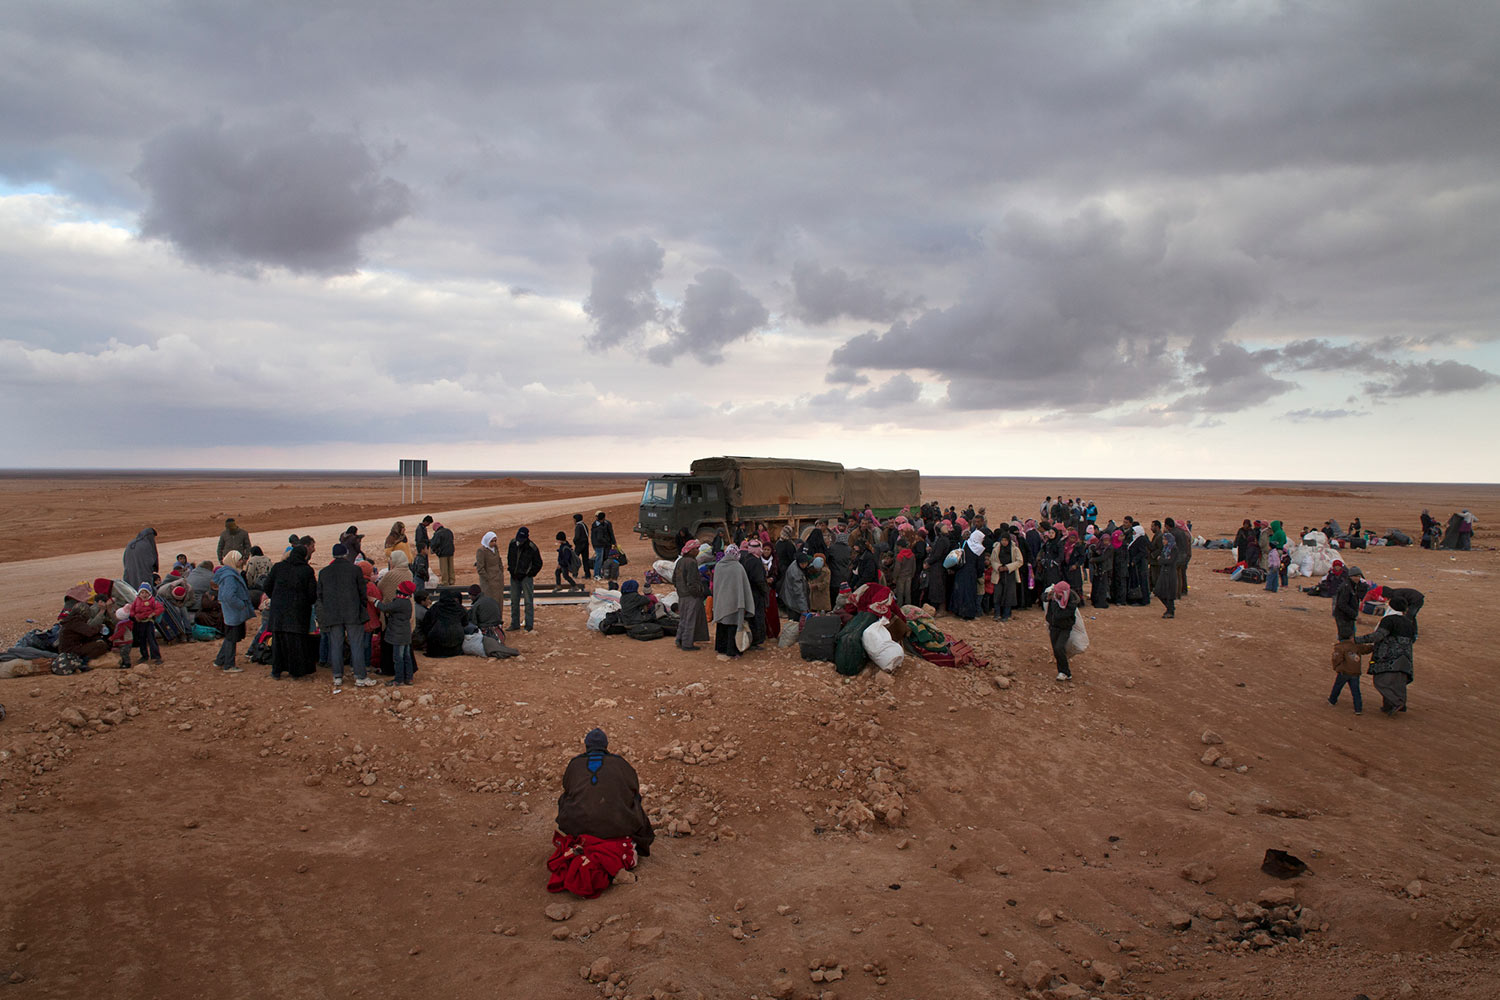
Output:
[1268, 520, 1289, 587]
[738, 539, 771, 648]
[212, 551, 253, 672]
[1126, 526, 1152, 606]
[710, 545, 754, 660]
[262, 545, 318, 679]
[805, 553, 832, 613]
[475, 530, 505, 600]
[122, 527, 159, 589]
[1062, 529, 1085, 592]
[948, 530, 984, 620]
[774, 525, 798, 579]
[1045, 581, 1083, 681]
[380, 549, 414, 601]
[384, 522, 413, 563]
[1154, 528, 1179, 618]
[417, 588, 466, 657]
[1088, 533, 1113, 609]
[890, 532, 917, 608]
[989, 530, 1022, 622]
[760, 542, 781, 641]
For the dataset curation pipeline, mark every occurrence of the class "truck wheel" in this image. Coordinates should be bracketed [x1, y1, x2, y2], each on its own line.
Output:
[696, 525, 724, 546]
[651, 537, 681, 560]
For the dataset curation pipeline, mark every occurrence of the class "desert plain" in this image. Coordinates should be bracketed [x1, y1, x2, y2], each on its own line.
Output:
[0, 471, 1495, 1000]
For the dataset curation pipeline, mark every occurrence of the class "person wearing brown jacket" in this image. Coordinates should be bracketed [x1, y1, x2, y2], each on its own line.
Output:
[476, 531, 505, 599]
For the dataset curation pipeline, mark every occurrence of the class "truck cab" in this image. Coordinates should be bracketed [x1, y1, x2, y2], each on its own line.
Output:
[635, 475, 729, 557]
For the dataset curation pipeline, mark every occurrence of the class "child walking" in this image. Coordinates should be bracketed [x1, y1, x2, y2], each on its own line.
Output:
[376, 580, 416, 686]
[127, 584, 165, 664]
[1265, 547, 1281, 593]
[555, 531, 580, 591]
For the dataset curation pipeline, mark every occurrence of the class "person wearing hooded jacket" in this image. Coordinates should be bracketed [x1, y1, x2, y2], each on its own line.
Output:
[122, 527, 158, 589]
[475, 531, 505, 600]
[507, 527, 543, 631]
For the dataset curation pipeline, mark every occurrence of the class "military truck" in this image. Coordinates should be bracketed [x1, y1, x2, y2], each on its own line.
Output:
[634, 456, 921, 558]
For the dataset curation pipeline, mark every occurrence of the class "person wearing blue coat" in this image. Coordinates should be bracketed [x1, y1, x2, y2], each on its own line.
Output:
[212, 553, 256, 673]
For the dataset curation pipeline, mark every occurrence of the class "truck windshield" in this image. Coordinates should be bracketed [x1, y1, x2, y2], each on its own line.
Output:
[641, 480, 675, 505]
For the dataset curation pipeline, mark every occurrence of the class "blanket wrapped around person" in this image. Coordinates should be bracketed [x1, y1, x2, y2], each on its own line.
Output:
[546, 832, 639, 899]
[547, 728, 653, 898]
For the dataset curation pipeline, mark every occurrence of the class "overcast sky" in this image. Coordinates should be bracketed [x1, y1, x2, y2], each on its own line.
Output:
[3, 1, 1498, 481]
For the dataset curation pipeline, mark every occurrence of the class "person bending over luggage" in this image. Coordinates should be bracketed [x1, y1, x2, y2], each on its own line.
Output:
[468, 583, 504, 631]
[548, 729, 653, 899]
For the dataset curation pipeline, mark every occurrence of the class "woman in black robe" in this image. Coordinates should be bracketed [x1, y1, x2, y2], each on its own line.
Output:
[1109, 530, 1128, 605]
[1062, 530, 1085, 592]
[1038, 528, 1065, 588]
[1126, 526, 1152, 606]
[1088, 536, 1112, 609]
[1153, 530, 1179, 618]
[924, 530, 950, 615]
[262, 545, 318, 678]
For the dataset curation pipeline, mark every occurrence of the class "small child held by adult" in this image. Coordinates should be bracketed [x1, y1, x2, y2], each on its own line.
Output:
[127, 584, 165, 665]
[376, 580, 417, 686]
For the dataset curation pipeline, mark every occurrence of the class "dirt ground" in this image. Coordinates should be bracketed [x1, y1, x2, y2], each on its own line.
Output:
[0, 474, 1496, 1000]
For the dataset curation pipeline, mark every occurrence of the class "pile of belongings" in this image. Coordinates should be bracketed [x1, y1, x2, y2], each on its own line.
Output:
[832, 584, 907, 675]
[591, 581, 679, 640]
[1286, 530, 1337, 579]
[0, 625, 63, 678]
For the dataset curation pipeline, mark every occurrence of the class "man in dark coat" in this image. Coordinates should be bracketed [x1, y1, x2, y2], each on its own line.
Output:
[1382, 586, 1425, 623]
[555, 729, 654, 856]
[122, 527, 158, 588]
[429, 521, 456, 585]
[415, 516, 433, 555]
[827, 530, 853, 607]
[507, 526, 543, 631]
[1332, 565, 1363, 640]
[573, 514, 593, 580]
[317, 543, 373, 690]
[1168, 518, 1192, 596]
[416, 589, 466, 656]
[738, 540, 770, 647]
[672, 542, 708, 650]
[217, 518, 251, 562]
[262, 546, 318, 678]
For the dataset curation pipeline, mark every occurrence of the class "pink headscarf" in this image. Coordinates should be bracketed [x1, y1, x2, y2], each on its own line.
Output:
[1111, 530, 1124, 549]
[1052, 581, 1071, 607]
[957, 517, 970, 533]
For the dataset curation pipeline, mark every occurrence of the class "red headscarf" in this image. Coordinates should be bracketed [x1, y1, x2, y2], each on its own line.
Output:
[1052, 581, 1072, 607]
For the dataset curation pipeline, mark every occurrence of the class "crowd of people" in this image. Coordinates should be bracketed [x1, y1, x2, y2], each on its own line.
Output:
[47, 510, 631, 691]
[653, 496, 1199, 683]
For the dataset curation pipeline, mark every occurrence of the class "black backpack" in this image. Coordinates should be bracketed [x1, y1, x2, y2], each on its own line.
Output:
[627, 622, 666, 641]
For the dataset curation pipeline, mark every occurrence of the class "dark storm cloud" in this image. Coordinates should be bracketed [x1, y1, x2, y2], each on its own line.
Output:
[1168, 343, 1295, 413]
[583, 236, 665, 348]
[824, 365, 870, 387]
[829, 206, 1261, 411]
[647, 268, 769, 366]
[134, 118, 411, 274]
[1364, 360, 1499, 398]
[790, 261, 918, 324]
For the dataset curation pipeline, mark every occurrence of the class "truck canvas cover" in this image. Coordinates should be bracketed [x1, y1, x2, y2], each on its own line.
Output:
[843, 467, 921, 510]
[690, 456, 844, 507]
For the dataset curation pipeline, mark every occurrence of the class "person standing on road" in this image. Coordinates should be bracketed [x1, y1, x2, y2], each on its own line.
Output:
[507, 526, 543, 632]
[476, 531, 505, 600]
[317, 543, 375, 691]
[573, 514, 592, 581]
[429, 521, 456, 585]
[591, 511, 616, 580]
[217, 518, 251, 563]
[415, 515, 433, 556]
[123, 527, 159, 589]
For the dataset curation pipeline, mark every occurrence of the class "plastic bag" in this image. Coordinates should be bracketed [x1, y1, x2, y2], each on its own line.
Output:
[1065, 616, 1090, 656]
[462, 633, 486, 657]
[735, 622, 752, 652]
[777, 619, 801, 648]
[861, 619, 903, 673]
[586, 606, 613, 632]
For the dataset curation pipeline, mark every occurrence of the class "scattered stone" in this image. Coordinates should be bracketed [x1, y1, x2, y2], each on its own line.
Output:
[1201, 729, 1224, 745]
[1167, 909, 1193, 931]
[386, 790, 405, 804]
[1259, 886, 1297, 907]
[409, 945, 422, 956]
[588, 957, 614, 981]
[1021, 960, 1052, 990]
[183, 818, 200, 830]
[627, 926, 665, 949]
[1200, 748, 1222, 766]
[361, 773, 377, 786]
[550, 926, 572, 941]
[58, 707, 87, 728]
[1405, 880, 1425, 898]
[1180, 861, 1218, 884]
[1034, 909, 1057, 928]
[1197, 902, 1227, 921]
[1187, 790, 1208, 811]
[303, 774, 322, 787]
[1047, 983, 1088, 1000]
[770, 977, 795, 999]
[545, 902, 574, 922]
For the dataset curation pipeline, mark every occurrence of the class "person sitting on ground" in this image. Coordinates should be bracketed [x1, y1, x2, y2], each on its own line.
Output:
[468, 583, 504, 631]
[58, 580, 119, 666]
[548, 728, 653, 899]
[617, 580, 655, 627]
[1354, 595, 1418, 716]
[218, 518, 251, 563]
[416, 588, 466, 657]
[410, 591, 431, 650]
